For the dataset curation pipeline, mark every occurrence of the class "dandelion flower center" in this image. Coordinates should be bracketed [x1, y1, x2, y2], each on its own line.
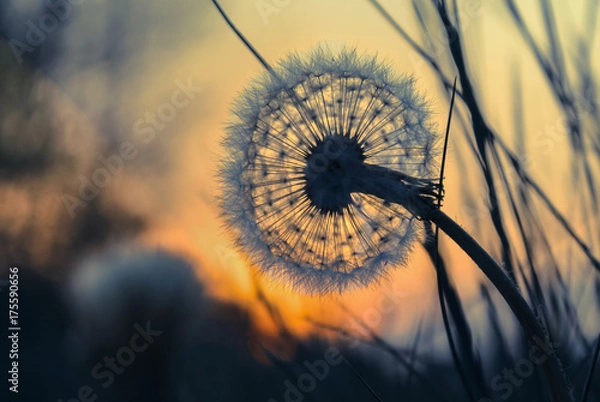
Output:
[304, 134, 365, 214]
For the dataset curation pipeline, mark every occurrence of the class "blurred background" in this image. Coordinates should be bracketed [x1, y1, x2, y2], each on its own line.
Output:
[0, 0, 598, 401]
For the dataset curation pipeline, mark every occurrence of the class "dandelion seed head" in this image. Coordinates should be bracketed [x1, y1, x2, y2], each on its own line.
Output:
[219, 46, 438, 294]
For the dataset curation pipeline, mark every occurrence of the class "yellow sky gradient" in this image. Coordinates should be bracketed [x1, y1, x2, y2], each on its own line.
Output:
[2, 0, 598, 346]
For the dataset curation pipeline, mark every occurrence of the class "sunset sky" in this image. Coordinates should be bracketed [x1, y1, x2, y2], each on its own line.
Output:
[1, 0, 598, 349]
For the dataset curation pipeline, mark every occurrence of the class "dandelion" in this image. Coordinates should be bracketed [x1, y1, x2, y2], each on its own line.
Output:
[220, 47, 439, 293]
[217, 46, 570, 398]
[213, 0, 571, 399]
[216, 46, 572, 402]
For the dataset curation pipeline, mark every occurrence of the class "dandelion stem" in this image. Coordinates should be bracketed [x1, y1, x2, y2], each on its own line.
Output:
[425, 208, 570, 402]
[356, 165, 572, 402]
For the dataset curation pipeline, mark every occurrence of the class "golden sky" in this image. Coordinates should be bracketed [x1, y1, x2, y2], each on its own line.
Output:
[2, 0, 598, 345]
